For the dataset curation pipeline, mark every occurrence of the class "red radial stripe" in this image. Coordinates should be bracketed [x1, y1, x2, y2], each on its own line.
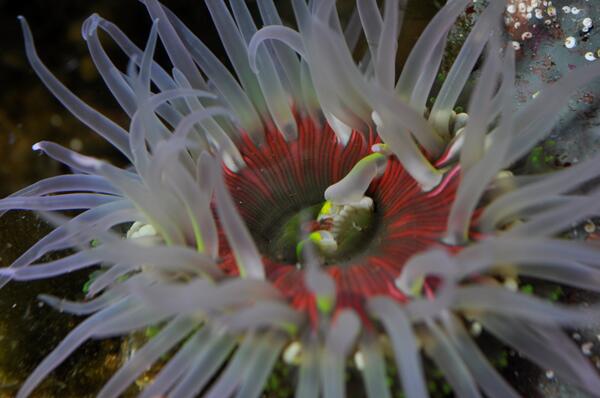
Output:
[218, 117, 460, 320]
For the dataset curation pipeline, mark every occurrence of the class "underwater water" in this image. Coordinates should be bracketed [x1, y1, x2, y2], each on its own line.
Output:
[0, 0, 599, 397]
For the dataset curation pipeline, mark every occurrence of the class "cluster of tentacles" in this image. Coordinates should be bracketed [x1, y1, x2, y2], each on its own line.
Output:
[2, 0, 600, 397]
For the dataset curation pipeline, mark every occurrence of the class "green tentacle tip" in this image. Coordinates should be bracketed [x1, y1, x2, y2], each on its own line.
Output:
[282, 322, 298, 336]
[359, 152, 386, 168]
[319, 200, 333, 219]
[520, 284, 534, 295]
[316, 295, 334, 314]
[409, 276, 425, 297]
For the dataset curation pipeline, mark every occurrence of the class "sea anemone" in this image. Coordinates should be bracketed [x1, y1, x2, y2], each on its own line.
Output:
[2, 0, 600, 397]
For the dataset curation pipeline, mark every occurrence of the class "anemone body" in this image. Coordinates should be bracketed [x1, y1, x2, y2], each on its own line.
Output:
[3, 1, 600, 397]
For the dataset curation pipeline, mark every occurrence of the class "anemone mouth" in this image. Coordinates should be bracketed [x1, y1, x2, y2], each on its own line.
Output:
[220, 116, 462, 312]
[221, 118, 370, 268]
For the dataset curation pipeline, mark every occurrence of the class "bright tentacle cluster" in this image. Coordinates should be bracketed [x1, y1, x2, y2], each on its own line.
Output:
[2, 1, 600, 397]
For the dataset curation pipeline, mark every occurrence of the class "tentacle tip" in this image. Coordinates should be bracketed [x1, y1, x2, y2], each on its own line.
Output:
[419, 171, 444, 192]
[81, 14, 101, 40]
[221, 151, 240, 173]
[323, 185, 337, 203]
[371, 143, 391, 156]
[394, 274, 413, 296]
[441, 232, 466, 246]
[18, 16, 33, 44]
[17, 15, 30, 33]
